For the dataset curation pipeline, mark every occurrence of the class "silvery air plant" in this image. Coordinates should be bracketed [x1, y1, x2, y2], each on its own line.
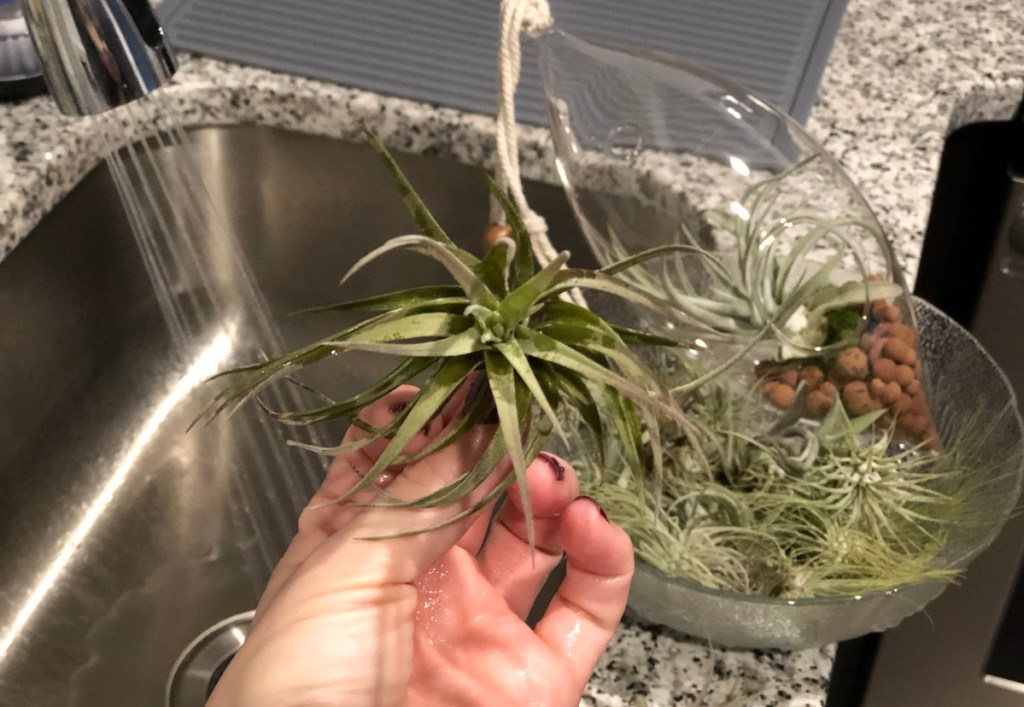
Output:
[203, 129, 697, 546]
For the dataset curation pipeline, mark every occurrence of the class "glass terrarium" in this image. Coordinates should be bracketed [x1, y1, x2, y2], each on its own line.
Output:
[532, 28, 1024, 647]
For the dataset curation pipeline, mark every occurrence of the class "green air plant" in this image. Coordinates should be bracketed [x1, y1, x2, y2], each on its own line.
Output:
[203, 129, 699, 544]
[591, 154, 904, 361]
[575, 357, 1015, 598]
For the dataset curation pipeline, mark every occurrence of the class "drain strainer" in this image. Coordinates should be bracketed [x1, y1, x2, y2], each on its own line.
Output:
[166, 610, 253, 707]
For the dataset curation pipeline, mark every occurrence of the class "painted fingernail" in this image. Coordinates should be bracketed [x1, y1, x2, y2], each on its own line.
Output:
[388, 401, 409, 415]
[538, 452, 565, 481]
[578, 495, 609, 522]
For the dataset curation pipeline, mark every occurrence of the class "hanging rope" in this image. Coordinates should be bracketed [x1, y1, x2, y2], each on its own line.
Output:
[492, 0, 561, 267]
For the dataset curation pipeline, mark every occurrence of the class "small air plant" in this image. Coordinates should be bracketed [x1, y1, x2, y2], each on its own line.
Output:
[591, 155, 904, 361]
[576, 359, 1015, 598]
[203, 129, 699, 544]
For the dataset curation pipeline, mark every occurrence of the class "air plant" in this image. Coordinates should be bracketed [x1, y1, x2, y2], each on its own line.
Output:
[203, 128, 699, 544]
[574, 360, 1016, 598]
[590, 155, 904, 361]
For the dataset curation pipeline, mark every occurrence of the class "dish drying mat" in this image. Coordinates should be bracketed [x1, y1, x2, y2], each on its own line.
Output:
[157, 0, 848, 125]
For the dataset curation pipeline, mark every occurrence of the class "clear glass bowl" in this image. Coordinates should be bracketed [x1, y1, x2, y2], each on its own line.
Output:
[533, 29, 1024, 648]
[625, 298, 1023, 649]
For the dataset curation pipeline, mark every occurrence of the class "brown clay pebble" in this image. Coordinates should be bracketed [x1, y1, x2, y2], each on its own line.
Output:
[904, 348, 918, 366]
[836, 348, 870, 380]
[873, 357, 898, 383]
[903, 413, 930, 437]
[922, 428, 941, 451]
[799, 365, 825, 389]
[894, 364, 915, 388]
[483, 224, 513, 248]
[871, 300, 890, 320]
[869, 378, 886, 398]
[893, 393, 914, 416]
[869, 339, 888, 363]
[883, 338, 914, 365]
[761, 380, 779, 395]
[780, 369, 799, 387]
[807, 390, 833, 417]
[820, 380, 838, 401]
[882, 380, 902, 405]
[908, 395, 928, 418]
[860, 332, 878, 351]
[878, 322, 916, 345]
[906, 379, 921, 395]
[881, 304, 901, 322]
[842, 381, 873, 416]
[768, 383, 797, 409]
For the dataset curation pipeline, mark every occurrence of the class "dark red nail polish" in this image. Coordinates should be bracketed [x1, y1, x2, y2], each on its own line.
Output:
[579, 495, 609, 522]
[388, 401, 409, 415]
[538, 452, 565, 481]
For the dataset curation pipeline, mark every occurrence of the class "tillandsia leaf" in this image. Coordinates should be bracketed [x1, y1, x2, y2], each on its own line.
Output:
[316, 356, 477, 506]
[197, 310, 398, 424]
[494, 339, 566, 441]
[329, 330, 485, 358]
[485, 172, 536, 289]
[356, 429, 545, 540]
[496, 251, 571, 326]
[394, 431, 509, 509]
[391, 376, 495, 467]
[341, 235, 500, 309]
[294, 285, 467, 315]
[269, 357, 436, 426]
[516, 327, 682, 426]
[474, 237, 516, 297]
[533, 361, 605, 456]
[805, 281, 904, 320]
[550, 269, 716, 333]
[609, 325, 681, 348]
[485, 350, 536, 549]
[343, 311, 472, 344]
[361, 125, 471, 264]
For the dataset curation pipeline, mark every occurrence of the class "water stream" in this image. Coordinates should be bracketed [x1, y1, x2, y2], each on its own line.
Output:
[98, 104, 330, 579]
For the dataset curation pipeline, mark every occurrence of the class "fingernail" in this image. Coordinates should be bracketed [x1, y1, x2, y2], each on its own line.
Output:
[388, 401, 409, 415]
[578, 495, 609, 522]
[538, 452, 565, 481]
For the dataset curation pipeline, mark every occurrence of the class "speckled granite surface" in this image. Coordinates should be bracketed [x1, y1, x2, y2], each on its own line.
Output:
[0, 0, 1021, 704]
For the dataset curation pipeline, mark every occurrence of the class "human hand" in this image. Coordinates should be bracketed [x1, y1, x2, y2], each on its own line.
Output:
[206, 384, 634, 707]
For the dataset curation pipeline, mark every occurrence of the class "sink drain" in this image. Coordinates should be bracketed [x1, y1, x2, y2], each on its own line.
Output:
[166, 611, 253, 707]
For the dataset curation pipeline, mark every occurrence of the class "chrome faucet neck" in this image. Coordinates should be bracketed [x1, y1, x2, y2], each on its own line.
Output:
[21, 0, 176, 116]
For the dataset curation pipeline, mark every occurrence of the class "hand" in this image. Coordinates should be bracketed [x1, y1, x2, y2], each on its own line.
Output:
[206, 385, 634, 707]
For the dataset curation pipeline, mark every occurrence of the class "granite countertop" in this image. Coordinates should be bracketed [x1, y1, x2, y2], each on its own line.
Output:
[1, 0, 1022, 705]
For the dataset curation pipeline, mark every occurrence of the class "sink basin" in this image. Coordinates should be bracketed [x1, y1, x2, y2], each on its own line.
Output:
[0, 125, 586, 706]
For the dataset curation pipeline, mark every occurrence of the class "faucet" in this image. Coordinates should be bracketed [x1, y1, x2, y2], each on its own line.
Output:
[20, 0, 176, 116]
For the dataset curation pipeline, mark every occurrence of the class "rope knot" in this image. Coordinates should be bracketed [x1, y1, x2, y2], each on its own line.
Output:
[519, 0, 554, 37]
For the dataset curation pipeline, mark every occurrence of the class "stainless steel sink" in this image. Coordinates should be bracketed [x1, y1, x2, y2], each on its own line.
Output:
[0, 125, 586, 706]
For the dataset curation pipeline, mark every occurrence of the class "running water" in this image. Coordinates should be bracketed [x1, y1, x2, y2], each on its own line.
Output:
[98, 101, 329, 578]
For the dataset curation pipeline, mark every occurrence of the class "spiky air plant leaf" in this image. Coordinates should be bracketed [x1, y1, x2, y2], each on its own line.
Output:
[590, 155, 905, 361]
[202, 127, 693, 543]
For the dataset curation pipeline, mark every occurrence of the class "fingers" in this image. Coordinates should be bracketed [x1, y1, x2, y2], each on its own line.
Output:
[300, 424, 506, 589]
[255, 386, 437, 617]
[534, 497, 634, 691]
[472, 453, 579, 618]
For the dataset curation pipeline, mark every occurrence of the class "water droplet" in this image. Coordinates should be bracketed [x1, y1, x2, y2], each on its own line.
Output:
[605, 123, 643, 160]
